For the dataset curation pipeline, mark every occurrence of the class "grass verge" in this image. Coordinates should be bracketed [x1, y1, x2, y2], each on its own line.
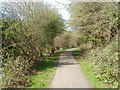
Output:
[27, 48, 69, 88]
[72, 48, 108, 88]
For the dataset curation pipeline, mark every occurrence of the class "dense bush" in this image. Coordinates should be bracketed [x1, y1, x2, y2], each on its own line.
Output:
[69, 2, 118, 47]
[1, 2, 65, 88]
[85, 37, 118, 88]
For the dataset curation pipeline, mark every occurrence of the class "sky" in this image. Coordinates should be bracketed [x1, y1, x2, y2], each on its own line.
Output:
[44, 0, 71, 20]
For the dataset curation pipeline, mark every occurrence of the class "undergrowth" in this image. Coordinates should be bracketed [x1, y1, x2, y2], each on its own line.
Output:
[73, 39, 118, 88]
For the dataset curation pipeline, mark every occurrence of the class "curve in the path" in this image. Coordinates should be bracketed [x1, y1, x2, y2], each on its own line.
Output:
[50, 48, 91, 88]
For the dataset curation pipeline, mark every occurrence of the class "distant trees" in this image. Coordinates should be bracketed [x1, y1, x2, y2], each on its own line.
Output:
[54, 31, 81, 49]
[1, 2, 65, 87]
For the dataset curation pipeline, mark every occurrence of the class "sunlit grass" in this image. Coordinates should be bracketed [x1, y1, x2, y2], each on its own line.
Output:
[27, 49, 68, 88]
[27, 54, 58, 88]
[79, 60, 108, 88]
[72, 49, 108, 88]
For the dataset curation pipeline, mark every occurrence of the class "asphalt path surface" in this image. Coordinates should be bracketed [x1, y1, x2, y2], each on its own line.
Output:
[50, 48, 91, 88]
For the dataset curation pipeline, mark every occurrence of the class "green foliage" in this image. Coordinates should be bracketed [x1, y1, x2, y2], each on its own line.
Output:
[1, 2, 65, 88]
[69, 2, 118, 47]
[73, 38, 118, 88]
[73, 49, 107, 88]
[88, 39, 118, 88]
[87, 37, 98, 41]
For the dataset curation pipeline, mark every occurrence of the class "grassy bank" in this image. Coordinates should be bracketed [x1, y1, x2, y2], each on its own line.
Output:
[72, 49, 109, 88]
[27, 48, 69, 88]
[73, 40, 118, 88]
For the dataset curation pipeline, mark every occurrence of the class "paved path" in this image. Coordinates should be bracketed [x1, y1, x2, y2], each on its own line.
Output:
[50, 48, 91, 88]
